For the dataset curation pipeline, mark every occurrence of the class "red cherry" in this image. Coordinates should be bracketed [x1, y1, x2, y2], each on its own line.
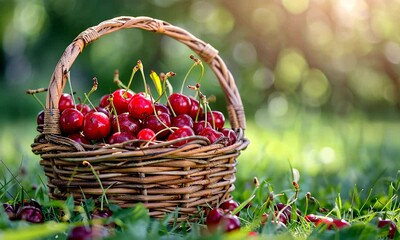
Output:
[128, 94, 154, 120]
[222, 214, 241, 232]
[206, 208, 224, 232]
[67, 225, 109, 240]
[206, 111, 225, 129]
[199, 127, 224, 144]
[189, 97, 203, 120]
[221, 128, 237, 146]
[36, 110, 44, 125]
[143, 113, 171, 139]
[112, 89, 134, 114]
[220, 200, 240, 216]
[93, 107, 111, 118]
[137, 128, 156, 141]
[305, 214, 320, 223]
[60, 108, 84, 134]
[107, 131, 136, 144]
[275, 211, 288, 225]
[68, 133, 91, 144]
[168, 93, 191, 116]
[17, 205, 44, 223]
[76, 103, 91, 115]
[167, 126, 195, 146]
[83, 111, 111, 140]
[171, 114, 193, 128]
[99, 94, 111, 108]
[59, 93, 74, 112]
[154, 102, 171, 115]
[378, 218, 397, 239]
[193, 120, 212, 135]
[3, 203, 16, 220]
[111, 113, 141, 135]
[316, 217, 350, 230]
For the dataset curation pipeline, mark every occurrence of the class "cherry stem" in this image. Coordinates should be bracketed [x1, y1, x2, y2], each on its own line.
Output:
[108, 96, 120, 132]
[180, 55, 204, 94]
[124, 65, 139, 98]
[82, 77, 98, 107]
[82, 161, 109, 211]
[84, 93, 97, 112]
[26, 88, 47, 110]
[31, 93, 46, 110]
[147, 86, 174, 133]
[66, 71, 77, 108]
[113, 69, 128, 89]
[137, 60, 149, 96]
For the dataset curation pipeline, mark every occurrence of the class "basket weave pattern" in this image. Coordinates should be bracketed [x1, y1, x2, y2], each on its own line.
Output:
[31, 16, 249, 222]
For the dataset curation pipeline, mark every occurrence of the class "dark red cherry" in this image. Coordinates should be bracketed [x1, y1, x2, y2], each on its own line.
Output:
[305, 214, 320, 223]
[99, 94, 111, 108]
[93, 107, 111, 118]
[36, 110, 44, 125]
[220, 200, 239, 216]
[91, 208, 113, 219]
[60, 108, 84, 134]
[17, 205, 44, 223]
[76, 103, 91, 115]
[59, 93, 74, 112]
[3, 203, 16, 220]
[167, 126, 195, 146]
[67, 225, 109, 240]
[206, 111, 225, 129]
[82, 111, 111, 140]
[206, 208, 224, 232]
[189, 97, 203, 120]
[199, 127, 224, 144]
[193, 120, 212, 134]
[222, 214, 241, 232]
[171, 114, 193, 128]
[168, 93, 191, 116]
[143, 113, 171, 139]
[128, 94, 154, 120]
[137, 128, 156, 141]
[316, 217, 350, 230]
[107, 131, 136, 144]
[154, 102, 171, 115]
[112, 89, 134, 114]
[111, 113, 141, 135]
[377, 218, 397, 239]
[221, 128, 237, 146]
[68, 133, 91, 144]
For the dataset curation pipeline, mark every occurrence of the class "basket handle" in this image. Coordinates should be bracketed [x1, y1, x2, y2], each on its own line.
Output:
[44, 16, 246, 134]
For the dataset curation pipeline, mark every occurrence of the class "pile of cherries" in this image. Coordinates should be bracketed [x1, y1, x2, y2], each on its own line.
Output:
[36, 60, 236, 148]
[2, 199, 44, 223]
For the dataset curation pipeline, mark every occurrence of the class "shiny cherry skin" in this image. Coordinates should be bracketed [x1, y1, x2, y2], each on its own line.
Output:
[222, 214, 241, 232]
[107, 131, 136, 144]
[193, 120, 212, 135]
[189, 97, 203, 120]
[220, 200, 240, 216]
[76, 103, 91, 115]
[316, 217, 350, 230]
[128, 94, 154, 120]
[68, 133, 91, 144]
[171, 114, 193, 128]
[206, 208, 225, 232]
[59, 93, 74, 112]
[111, 113, 141, 135]
[154, 102, 171, 115]
[206, 111, 225, 129]
[67, 225, 109, 240]
[112, 89, 134, 114]
[199, 127, 224, 144]
[304, 214, 320, 223]
[168, 93, 191, 116]
[167, 126, 195, 146]
[221, 128, 237, 146]
[82, 111, 111, 140]
[99, 94, 111, 108]
[17, 205, 44, 223]
[143, 112, 171, 139]
[60, 108, 84, 134]
[377, 218, 397, 239]
[137, 128, 156, 141]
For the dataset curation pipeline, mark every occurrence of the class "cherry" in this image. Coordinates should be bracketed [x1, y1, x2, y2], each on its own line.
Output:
[111, 113, 141, 135]
[76, 103, 91, 115]
[36, 110, 44, 125]
[143, 112, 171, 139]
[137, 128, 156, 141]
[274, 203, 301, 222]
[83, 111, 111, 140]
[112, 89, 134, 114]
[206, 111, 225, 129]
[189, 97, 203, 120]
[221, 128, 237, 146]
[107, 131, 136, 144]
[168, 93, 191, 116]
[220, 200, 240, 216]
[171, 114, 193, 128]
[68, 133, 91, 144]
[222, 214, 241, 232]
[316, 217, 350, 230]
[198, 127, 224, 144]
[59, 93, 74, 112]
[378, 218, 397, 239]
[60, 108, 84, 134]
[154, 102, 171, 116]
[2, 203, 16, 220]
[67, 225, 109, 240]
[17, 205, 44, 223]
[99, 94, 111, 108]
[93, 107, 111, 118]
[275, 211, 288, 225]
[304, 214, 320, 223]
[128, 94, 154, 120]
[193, 120, 212, 135]
[206, 208, 224, 232]
[167, 126, 195, 146]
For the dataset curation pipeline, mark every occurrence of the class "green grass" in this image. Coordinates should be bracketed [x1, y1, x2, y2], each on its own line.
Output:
[0, 110, 399, 239]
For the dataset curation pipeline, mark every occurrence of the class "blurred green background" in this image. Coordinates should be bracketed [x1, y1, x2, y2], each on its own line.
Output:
[0, 0, 399, 203]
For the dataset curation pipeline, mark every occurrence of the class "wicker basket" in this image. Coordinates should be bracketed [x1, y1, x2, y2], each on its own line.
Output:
[31, 16, 249, 223]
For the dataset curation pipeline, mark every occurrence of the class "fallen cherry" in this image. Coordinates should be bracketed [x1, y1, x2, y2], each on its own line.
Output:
[17, 205, 44, 223]
[377, 218, 397, 239]
[220, 200, 240, 216]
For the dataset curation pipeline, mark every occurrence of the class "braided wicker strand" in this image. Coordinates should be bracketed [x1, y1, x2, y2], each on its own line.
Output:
[35, 16, 249, 223]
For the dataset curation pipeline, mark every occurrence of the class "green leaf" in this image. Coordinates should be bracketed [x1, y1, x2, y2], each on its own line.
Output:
[150, 71, 163, 96]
